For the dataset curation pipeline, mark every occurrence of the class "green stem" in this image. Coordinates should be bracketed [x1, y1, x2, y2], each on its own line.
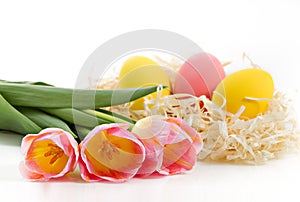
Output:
[41, 108, 111, 128]
[75, 126, 92, 142]
[84, 109, 134, 130]
[96, 108, 136, 124]
[17, 107, 77, 138]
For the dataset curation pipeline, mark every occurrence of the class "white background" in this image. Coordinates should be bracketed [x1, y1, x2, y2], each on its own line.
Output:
[0, 0, 300, 202]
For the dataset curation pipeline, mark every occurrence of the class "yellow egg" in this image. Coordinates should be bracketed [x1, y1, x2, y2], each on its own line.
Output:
[118, 56, 170, 110]
[212, 68, 274, 119]
[119, 56, 158, 79]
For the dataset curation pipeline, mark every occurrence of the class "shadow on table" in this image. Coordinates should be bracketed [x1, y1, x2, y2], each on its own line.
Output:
[44, 170, 168, 184]
[0, 131, 23, 146]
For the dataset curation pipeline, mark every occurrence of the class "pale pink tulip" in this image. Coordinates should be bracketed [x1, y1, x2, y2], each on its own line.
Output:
[19, 128, 79, 181]
[132, 116, 203, 176]
[79, 123, 145, 182]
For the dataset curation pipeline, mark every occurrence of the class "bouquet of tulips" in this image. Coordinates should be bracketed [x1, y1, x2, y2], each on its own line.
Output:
[0, 80, 203, 182]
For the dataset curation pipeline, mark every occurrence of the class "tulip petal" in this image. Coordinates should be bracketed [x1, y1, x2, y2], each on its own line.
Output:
[159, 142, 197, 175]
[78, 155, 103, 182]
[161, 117, 203, 175]
[166, 118, 203, 154]
[19, 161, 46, 181]
[132, 115, 169, 142]
[21, 132, 51, 155]
[132, 116, 170, 176]
[135, 139, 164, 176]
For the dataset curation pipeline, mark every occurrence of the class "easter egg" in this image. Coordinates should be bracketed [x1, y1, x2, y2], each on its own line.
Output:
[173, 52, 226, 99]
[212, 68, 274, 119]
[118, 56, 170, 110]
[119, 56, 157, 79]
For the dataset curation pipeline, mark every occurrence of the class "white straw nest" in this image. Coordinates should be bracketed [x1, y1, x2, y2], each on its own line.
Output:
[99, 82, 300, 164]
[143, 90, 300, 164]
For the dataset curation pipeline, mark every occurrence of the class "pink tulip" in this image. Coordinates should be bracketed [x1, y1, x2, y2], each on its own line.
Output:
[132, 116, 203, 176]
[79, 123, 145, 182]
[19, 128, 79, 181]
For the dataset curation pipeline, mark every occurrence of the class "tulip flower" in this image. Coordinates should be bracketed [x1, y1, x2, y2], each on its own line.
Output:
[19, 128, 79, 181]
[79, 123, 145, 182]
[132, 116, 203, 176]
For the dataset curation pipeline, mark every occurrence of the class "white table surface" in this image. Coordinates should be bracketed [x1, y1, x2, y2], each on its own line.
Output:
[1, 0, 300, 202]
[1, 132, 300, 202]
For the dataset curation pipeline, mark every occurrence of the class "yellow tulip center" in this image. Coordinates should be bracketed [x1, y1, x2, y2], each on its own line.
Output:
[29, 140, 69, 174]
[44, 143, 65, 164]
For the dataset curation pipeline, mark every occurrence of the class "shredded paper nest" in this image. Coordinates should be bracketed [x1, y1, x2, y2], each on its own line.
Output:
[97, 56, 300, 164]
[145, 91, 300, 164]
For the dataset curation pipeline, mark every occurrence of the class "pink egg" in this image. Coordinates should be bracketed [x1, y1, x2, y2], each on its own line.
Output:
[173, 52, 226, 99]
